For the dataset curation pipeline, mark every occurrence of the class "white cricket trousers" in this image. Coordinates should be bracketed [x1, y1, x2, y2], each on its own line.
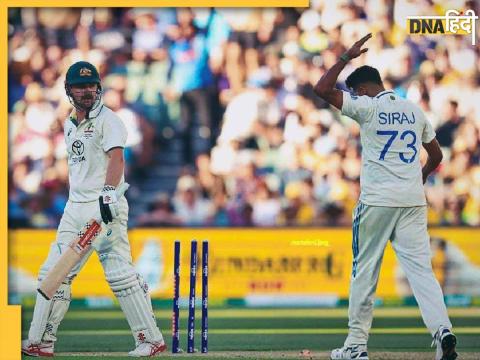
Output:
[345, 202, 452, 346]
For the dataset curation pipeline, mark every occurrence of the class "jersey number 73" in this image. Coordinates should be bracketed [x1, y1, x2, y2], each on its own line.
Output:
[377, 130, 417, 163]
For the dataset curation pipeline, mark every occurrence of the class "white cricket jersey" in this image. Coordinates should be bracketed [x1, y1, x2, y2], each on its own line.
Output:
[64, 102, 127, 202]
[342, 90, 436, 207]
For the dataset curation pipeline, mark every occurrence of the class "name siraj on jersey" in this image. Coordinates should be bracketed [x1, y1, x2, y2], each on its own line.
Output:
[378, 112, 416, 125]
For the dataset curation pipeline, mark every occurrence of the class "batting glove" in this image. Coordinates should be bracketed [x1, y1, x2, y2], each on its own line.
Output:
[99, 185, 119, 224]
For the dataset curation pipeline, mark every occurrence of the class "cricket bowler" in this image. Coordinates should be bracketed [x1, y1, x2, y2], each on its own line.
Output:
[21, 61, 166, 357]
[314, 33, 457, 360]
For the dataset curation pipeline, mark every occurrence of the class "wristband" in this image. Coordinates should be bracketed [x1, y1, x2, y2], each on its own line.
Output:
[340, 53, 350, 62]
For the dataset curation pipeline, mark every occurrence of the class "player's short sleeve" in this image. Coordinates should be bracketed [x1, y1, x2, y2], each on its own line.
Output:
[341, 91, 375, 125]
[63, 121, 71, 143]
[101, 112, 128, 152]
[421, 112, 436, 143]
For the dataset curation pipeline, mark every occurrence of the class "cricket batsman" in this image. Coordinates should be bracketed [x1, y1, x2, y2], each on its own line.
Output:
[21, 61, 166, 357]
[314, 34, 457, 360]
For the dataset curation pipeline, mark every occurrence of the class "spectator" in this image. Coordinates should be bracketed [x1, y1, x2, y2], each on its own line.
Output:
[173, 175, 213, 226]
[135, 192, 180, 227]
[436, 100, 463, 148]
[251, 179, 281, 226]
[165, 8, 219, 165]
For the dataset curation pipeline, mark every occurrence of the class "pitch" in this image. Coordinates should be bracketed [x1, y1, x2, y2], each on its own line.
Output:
[22, 307, 480, 359]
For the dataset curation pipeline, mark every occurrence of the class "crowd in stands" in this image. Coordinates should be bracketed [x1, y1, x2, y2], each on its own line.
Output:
[8, 1, 480, 228]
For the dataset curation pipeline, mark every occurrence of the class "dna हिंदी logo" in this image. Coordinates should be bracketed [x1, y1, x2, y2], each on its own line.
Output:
[407, 9, 478, 45]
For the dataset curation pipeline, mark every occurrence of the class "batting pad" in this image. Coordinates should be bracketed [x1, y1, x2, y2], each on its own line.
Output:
[101, 253, 163, 345]
[43, 283, 71, 342]
[28, 291, 52, 343]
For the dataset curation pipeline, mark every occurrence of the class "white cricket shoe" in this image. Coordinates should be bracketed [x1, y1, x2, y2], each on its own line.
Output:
[128, 341, 167, 357]
[21, 339, 54, 357]
[330, 344, 369, 360]
[433, 326, 457, 360]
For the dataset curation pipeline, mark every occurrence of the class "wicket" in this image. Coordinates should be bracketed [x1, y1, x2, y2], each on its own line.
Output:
[201, 240, 208, 353]
[172, 241, 180, 353]
[172, 240, 209, 354]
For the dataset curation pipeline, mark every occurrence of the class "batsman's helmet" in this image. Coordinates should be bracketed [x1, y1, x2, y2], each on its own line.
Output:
[65, 61, 103, 113]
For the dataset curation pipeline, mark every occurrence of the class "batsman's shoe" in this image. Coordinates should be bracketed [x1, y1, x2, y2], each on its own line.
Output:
[128, 341, 167, 357]
[433, 326, 457, 360]
[21, 340, 54, 357]
[330, 344, 368, 360]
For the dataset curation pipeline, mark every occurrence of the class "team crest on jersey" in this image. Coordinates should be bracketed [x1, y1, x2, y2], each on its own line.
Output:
[79, 67, 92, 77]
[83, 122, 95, 138]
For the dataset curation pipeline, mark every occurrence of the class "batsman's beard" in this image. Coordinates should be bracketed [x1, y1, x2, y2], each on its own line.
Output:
[66, 85, 103, 114]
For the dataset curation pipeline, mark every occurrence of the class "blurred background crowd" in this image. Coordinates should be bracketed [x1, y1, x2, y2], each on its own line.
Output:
[8, 0, 480, 228]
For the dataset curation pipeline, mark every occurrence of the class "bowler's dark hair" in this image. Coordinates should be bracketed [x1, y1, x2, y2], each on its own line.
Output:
[345, 65, 383, 90]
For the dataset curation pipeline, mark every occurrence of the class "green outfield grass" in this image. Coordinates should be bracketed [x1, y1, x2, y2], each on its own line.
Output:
[21, 307, 480, 359]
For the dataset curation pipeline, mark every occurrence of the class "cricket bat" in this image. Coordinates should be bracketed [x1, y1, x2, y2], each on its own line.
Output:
[37, 183, 129, 300]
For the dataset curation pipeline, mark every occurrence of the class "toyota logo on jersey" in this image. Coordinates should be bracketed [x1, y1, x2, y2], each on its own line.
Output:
[72, 140, 84, 156]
